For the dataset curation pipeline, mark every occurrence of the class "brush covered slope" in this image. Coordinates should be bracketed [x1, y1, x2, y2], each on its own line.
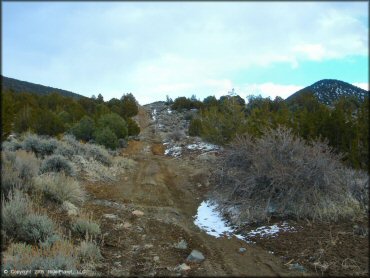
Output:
[2, 76, 85, 99]
[287, 79, 368, 106]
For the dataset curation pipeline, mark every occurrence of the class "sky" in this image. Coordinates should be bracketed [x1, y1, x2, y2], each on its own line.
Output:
[2, 1, 369, 105]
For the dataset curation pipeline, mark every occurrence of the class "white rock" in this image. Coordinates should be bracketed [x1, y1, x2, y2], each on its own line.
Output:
[176, 263, 191, 271]
[104, 214, 118, 220]
[186, 250, 205, 263]
[132, 210, 144, 216]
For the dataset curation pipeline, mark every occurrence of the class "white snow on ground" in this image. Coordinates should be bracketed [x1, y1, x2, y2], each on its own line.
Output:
[187, 142, 220, 151]
[164, 146, 182, 157]
[194, 200, 237, 238]
[194, 199, 296, 243]
[164, 141, 221, 158]
[246, 222, 295, 238]
[152, 109, 157, 120]
[167, 109, 172, 114]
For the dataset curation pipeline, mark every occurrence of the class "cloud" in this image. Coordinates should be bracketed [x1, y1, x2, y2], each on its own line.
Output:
[240, 83, 303, 100]
[2, 2, 368, 104]
[353, 83, 369, 91]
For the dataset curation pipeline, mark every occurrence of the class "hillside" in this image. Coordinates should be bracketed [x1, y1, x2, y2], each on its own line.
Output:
[1, 76, 85, 99]
[286, 79, 369, 106]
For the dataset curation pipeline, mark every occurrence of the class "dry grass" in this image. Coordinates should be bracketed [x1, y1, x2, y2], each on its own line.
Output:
[33, 173, 85, 205]
[2, 240, 78, 271]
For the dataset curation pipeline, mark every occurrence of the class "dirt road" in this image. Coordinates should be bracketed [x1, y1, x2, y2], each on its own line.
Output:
[83, 106, 306, 276]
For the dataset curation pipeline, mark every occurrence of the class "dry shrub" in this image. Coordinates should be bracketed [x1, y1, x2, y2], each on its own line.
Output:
[14, 150, 40, 180]
[212, 126, 364, 224]
[1, 189, 58, 244]
[77, 240, 103, 263]
[71, 215, 101, 238]
[1, 150, 40, 195]
[21, 133, 58, 157]
[72, 155, 135, 182]
[2, 240, 78, 271]
[2, 190, 32, 240]
[167, 129, 185, 142]
[1, 162, 23, 197]
[33, 173, 85, 205]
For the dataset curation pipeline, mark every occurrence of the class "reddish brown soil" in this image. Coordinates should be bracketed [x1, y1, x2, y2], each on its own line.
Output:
[247, 218, 369, 276]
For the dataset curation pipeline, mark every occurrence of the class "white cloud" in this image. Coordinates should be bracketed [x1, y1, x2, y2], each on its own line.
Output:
[241, 83, 303, 100]
[3, 2, 368, 104]
[353, 83, 369, 91]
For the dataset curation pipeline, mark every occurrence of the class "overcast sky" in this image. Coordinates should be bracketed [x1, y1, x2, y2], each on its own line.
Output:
[3, 1, 368, 104]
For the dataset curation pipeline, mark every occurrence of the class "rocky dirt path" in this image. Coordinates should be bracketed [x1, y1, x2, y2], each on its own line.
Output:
[82, 106, 307, 277]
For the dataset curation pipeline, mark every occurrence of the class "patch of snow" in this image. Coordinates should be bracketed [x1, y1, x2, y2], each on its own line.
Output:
[167, 109, 172, 114]
[246, 222, 295, 238]
[194, 200, 296, 244]
[187, 142, 220, 152]
[152, 109, 157, 121]
[194, 200, 238, 238]
[164, 145, 182, 157]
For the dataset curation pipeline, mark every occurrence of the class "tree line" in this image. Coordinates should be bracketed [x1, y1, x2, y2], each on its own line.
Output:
[2, 90, 140, 149]
[170, 92, 369, 171]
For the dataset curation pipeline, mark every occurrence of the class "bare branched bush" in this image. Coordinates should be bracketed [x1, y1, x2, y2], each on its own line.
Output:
[167, 130, 185, 142]
[212, 126, 364, 223]
[33, 173, 85, 205]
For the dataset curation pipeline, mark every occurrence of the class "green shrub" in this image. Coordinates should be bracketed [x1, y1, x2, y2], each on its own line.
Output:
[72, 218, 101, 238]
[33, 173, 85, 205]
[126, 117, 140, 136]
[188, 118, 203, 136]
[77, 240, 103, 262]
[40, 155, 76, 176]
[94, 127, 119, 150]
[120, 93, 139, 118]
[97, 113, 128, 139]
[69, 115, 95, 142]
[172, 96, 202, 111]
[20, 214, 55, 244]
[2, 190, 32, 239]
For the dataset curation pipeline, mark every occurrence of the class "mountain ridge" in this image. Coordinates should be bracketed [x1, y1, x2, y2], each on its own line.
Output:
[286, 79, 368, 106]
[1, 76, 86, 99]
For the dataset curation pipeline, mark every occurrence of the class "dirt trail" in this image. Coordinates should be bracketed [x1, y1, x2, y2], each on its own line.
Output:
[83, 106, 307, 276]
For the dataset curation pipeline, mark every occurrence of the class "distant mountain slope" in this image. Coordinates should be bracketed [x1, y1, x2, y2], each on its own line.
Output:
[1, 76, 85, 99]
[286, 79, 369, 106]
